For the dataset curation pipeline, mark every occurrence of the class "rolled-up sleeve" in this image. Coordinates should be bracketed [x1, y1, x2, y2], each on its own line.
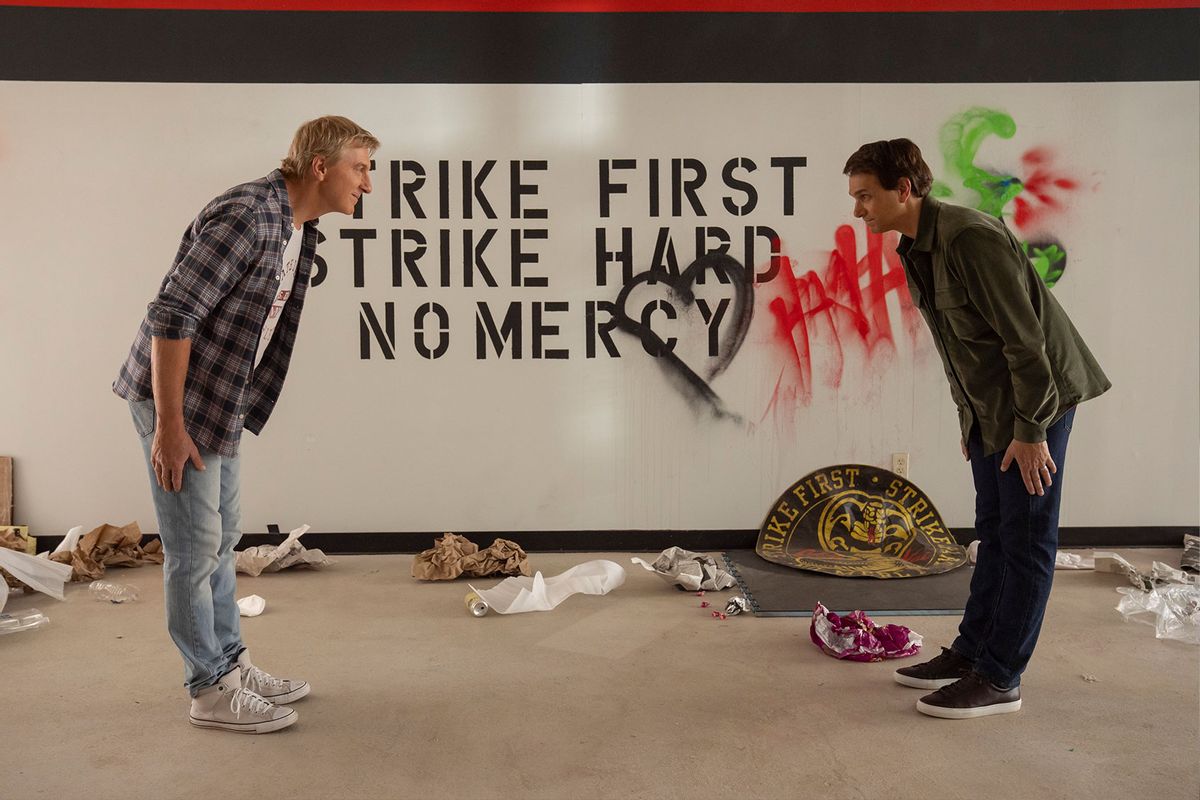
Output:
[146, 203, 258, 339]
[949, 225, 1058, 444]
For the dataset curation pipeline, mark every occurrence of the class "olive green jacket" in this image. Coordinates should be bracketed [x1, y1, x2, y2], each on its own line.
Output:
[896, 196, 1111, 456]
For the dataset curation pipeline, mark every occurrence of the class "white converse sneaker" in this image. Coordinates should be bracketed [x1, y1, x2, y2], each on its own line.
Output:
[237, 651, 311, 704]
[189, 667, 297, 734]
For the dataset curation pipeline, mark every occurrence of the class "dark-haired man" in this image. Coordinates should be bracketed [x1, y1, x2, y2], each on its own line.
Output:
[843, 138, 1110, 718]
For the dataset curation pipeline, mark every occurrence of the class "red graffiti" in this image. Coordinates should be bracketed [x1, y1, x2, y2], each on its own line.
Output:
[1013, 148, 1079, 231]
[762, 224, 921, 420]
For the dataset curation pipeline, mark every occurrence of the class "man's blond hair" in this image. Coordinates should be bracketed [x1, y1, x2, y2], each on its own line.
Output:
[280, 116, 380, 180]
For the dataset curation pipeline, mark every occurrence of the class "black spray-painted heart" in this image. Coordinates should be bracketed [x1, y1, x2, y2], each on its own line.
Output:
[611, 252, 754, 421]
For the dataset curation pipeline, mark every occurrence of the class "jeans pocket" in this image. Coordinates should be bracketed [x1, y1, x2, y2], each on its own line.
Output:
[129, 398, 156, 439]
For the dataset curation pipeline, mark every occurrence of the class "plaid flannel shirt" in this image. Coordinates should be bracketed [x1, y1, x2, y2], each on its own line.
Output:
[113, 170, 319, 457]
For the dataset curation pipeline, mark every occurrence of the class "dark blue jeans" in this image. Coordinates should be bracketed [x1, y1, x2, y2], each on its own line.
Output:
[951, 408, 1075, 690]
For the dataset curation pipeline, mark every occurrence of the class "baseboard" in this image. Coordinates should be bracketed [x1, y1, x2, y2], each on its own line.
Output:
[30, 525, 1194, 555]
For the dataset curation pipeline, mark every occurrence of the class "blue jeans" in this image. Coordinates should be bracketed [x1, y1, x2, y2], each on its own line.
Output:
[951, 408, 1075, 690]
[129, 399, 245, 696]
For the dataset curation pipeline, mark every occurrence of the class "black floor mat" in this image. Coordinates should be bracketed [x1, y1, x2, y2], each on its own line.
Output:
[722, 550, 974, 617]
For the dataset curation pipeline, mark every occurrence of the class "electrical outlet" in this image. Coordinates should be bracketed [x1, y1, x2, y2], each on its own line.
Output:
[891, 452, 909, 478]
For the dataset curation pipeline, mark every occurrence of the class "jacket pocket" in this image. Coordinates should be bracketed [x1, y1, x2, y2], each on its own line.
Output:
[933, 285, 968, 310]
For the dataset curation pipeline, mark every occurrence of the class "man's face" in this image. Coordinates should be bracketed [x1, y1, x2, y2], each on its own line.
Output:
[317, 146, 373, 216]
[848, 171, 906, 234]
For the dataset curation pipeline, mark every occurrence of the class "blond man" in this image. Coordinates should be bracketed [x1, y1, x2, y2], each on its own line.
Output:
[114, 116, 378, 733]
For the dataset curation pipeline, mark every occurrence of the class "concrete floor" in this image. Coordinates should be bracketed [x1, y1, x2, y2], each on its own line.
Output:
[1, 548, 1197, 800]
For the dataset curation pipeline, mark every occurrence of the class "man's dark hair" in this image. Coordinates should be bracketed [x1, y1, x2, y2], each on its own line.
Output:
[843, 139, 934, 198]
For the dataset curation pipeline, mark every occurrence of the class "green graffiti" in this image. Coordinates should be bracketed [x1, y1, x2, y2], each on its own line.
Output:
[1023, 241, 1065, 288]
[935, 106, 1066, 287]
[934, 108, 1024, 216]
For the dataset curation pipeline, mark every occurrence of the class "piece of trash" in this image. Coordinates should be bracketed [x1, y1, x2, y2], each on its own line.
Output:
[1, 525, 35, 558]
[47, 522, 163, 581]
[1115, 583, 1200, 645]
[1150, 561, 1197, 585]
[0, 608, 49, 636]
[1095, 552, 1198, 593]
[724, 596, 749, 616]
[1081, 674, 1099, 682]
[464, 591, 489, 617]
[51, 525, 86, 556]
[237, 595, 266, 617]
[809, 602, 923, 662]
[0, 546, 73, 601]
[236, 524, 332, 577]
[711, 611, 727, 620]
[971, 542, 1096, 571]
[697, 591, 705, 597]
[412, 533, 531, 580]
[700, 601, 710, 608]
[89, 580, 139, 603]
[468, 559, 625, 615]
[630, 547, 736, 592]
[1182, 534, 1199, 575]
[1055, 552, 1095, 570]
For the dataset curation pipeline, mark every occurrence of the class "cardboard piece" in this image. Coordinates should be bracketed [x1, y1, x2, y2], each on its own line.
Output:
[0, 456, 12, 526]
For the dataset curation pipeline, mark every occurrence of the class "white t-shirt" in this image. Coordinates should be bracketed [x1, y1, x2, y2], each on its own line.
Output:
[255, 228, 303, 366]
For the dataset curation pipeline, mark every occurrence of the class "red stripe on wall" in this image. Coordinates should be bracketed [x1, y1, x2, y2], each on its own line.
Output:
[1, 1, 1197, 12]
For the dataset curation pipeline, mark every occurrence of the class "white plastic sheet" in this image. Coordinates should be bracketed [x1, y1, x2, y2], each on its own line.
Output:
[1116, 584, 1200, 645]
[0, 547, 73, 601]
[468, 560, 625, 614]
[49, 525, 85, 556]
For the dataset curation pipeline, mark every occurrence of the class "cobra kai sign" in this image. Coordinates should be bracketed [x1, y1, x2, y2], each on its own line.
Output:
[757, 465, 967, 579]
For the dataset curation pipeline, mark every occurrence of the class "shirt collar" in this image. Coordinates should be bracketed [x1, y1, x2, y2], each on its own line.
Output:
[899, 194, 940, 255]
[267, 169, 319, 234]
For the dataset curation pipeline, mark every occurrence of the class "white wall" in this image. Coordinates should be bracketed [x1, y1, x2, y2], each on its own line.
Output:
[1, 81, 1196, 536]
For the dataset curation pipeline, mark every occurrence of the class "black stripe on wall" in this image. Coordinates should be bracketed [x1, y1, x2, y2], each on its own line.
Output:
[0, 8, 1196, 83]
[30, 527, 1198, 554]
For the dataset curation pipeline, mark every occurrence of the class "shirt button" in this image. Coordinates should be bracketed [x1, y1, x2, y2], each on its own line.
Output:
[239, 414, 246, 419]
[276, 274, 281, 281]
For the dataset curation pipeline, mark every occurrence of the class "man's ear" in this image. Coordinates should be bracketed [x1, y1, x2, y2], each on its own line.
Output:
[896, 176, 912, 202]
[310, 155, 327, 181]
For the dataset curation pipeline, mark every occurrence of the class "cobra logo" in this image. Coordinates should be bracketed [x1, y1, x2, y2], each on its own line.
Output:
[817, 491, 920, 558]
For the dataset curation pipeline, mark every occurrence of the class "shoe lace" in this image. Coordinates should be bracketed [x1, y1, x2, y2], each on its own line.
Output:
[938, 672, 987, 699]
[246, 664, 287, 692]
[229, 687, 275, 718]
[928, 647, 964, 668]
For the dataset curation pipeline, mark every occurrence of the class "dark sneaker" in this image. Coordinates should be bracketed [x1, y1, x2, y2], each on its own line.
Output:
[894, 647, 974, 689]
[916, 671, 1022, 719]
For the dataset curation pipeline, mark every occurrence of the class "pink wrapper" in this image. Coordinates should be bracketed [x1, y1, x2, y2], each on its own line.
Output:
[809, 602, 923, 662]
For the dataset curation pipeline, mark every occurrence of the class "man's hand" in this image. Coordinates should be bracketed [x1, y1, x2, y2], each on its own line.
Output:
[151, 422, 205, 493]
[961, 439, 970, 462]
[1000, 439, 1056, 496]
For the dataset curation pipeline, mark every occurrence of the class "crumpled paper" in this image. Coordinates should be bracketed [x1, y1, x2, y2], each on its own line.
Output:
[235, 524, 332, 577]
[42, 522, 163, 583]
[237, 595, 266, 617]
[1, 526, 36, 590]
[630, 547, 737, 591]
[468, 559, 625, 614]
[411, 533, 531, 580]
[809, 602, 923, 662]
